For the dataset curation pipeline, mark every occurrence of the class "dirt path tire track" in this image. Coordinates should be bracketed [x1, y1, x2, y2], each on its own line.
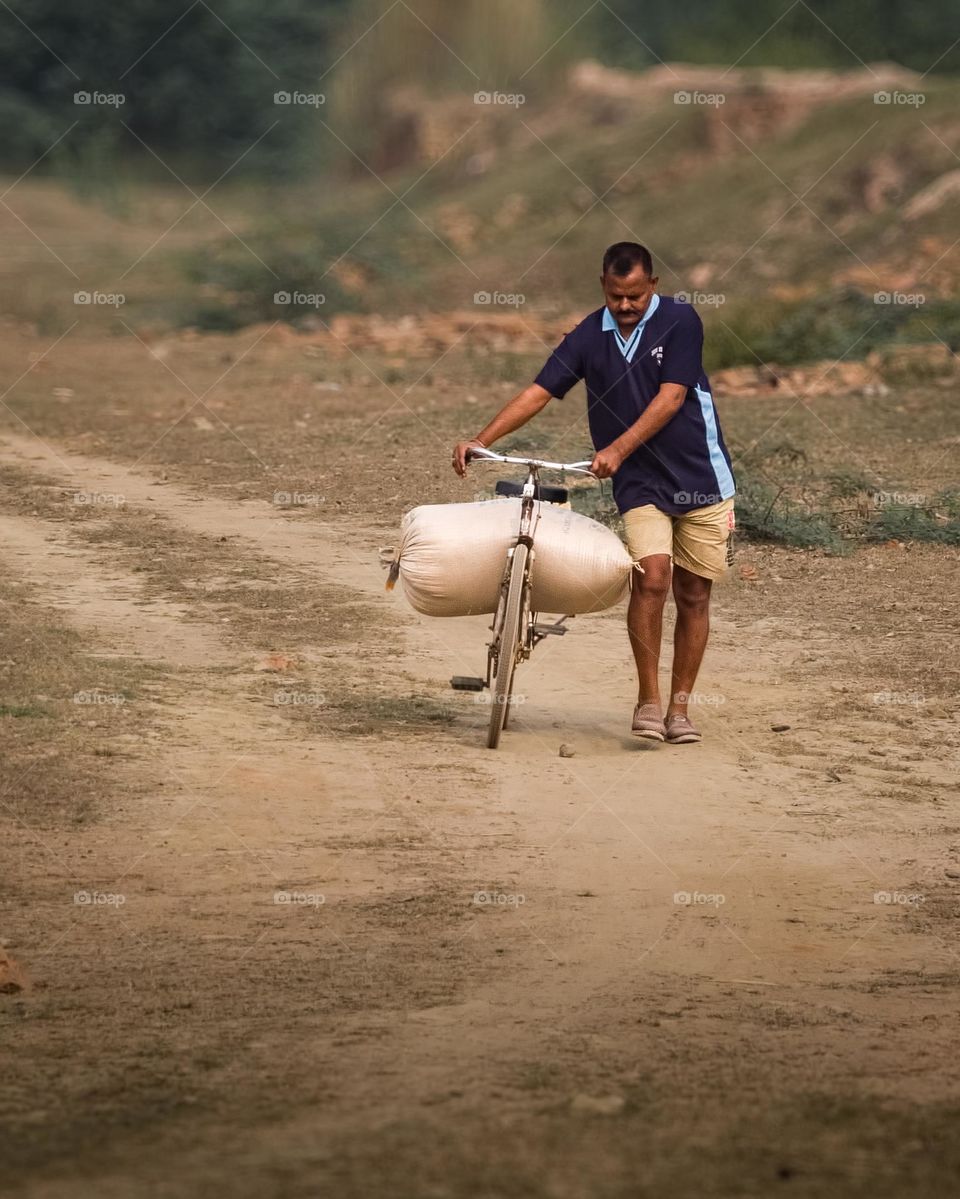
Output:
[3, 431, 960, 1198]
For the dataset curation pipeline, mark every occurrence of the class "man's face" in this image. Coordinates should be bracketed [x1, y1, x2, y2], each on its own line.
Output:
[601, 265, 658, 329]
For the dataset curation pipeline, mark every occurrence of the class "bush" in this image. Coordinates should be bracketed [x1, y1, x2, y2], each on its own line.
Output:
[708, 290, 960, 371]
[867, 495, 960, 545]
[735, 477, 844, 552]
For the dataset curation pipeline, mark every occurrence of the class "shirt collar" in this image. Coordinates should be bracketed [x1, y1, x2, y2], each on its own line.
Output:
[601, 293, 660, 336]
[602, 293, 660, 359]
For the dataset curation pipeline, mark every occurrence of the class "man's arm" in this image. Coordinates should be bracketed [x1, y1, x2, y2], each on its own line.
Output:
[589, 383, 687, 478]
[452, 383, 553, 476]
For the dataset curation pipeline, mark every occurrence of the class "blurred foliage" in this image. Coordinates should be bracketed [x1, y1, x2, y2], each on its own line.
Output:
[0, 0, 575, 180]
[328, 0, 574, 166]
[569, 482, 624, 532]
[595, 0, 960, 74]
[1, 0, 955, 184]
[708, 289, 960, 370]
[825, 469, 877, 498]
[0, 0, 350, 176]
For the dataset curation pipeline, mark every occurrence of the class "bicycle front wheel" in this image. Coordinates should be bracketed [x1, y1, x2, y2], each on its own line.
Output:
[487, 543, 528, 750]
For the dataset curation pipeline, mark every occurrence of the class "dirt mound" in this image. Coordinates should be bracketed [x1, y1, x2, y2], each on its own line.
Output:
[363, 60, 926, 174]
[185, 313, 958, 397]
[237, 311, 573, 357]
[571, 60, 923, 150]
[571, 59, 922, 104]
[713, 359, 883, 398]
[714, 344, 959, 398]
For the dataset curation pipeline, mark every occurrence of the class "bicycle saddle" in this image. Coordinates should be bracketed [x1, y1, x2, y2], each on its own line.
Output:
[494, 480, 569, 504]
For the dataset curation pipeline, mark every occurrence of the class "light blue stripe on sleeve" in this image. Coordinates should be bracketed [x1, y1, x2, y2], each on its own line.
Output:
[694, 386, 736, 499]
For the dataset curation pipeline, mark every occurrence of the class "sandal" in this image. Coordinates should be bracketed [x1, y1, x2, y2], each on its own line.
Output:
[632, 702, 666, 742]
[665, 713, 702, 744]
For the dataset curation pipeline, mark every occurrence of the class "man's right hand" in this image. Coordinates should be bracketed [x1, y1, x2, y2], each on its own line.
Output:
[452, 439, 486, 477]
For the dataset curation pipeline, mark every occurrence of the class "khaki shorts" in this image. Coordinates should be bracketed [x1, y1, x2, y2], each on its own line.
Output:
[623, 497, 735, 581]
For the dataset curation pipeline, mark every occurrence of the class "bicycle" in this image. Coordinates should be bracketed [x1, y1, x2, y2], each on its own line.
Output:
[450, 447, 595, 749]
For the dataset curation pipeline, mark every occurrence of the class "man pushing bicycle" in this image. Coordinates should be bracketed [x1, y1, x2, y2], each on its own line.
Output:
[453, 242, 736, 745]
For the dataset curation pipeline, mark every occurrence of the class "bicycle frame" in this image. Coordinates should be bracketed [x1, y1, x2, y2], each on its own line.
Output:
[461, 448, 596, 746]
[472, 444, 592, 532]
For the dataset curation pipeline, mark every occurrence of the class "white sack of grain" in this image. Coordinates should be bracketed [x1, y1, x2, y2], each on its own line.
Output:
[393, 499, 631, 617]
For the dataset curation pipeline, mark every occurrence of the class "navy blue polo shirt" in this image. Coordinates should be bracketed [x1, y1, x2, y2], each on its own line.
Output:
[534, 295, 736, 516]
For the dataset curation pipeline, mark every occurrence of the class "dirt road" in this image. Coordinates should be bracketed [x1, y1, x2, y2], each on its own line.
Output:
[3, 431, 960, 1198]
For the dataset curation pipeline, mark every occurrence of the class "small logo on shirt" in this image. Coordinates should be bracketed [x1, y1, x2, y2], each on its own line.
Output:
[650, 345, 663, 363]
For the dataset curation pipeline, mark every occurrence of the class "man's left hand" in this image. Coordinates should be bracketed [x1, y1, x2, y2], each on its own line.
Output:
[589, 443, 626, 479]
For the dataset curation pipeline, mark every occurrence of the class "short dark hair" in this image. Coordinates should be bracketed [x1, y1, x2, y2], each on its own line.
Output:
[602, 241, 653, 278]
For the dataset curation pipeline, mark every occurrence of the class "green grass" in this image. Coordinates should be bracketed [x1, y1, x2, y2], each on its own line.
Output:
[734, 474, 845, 552]
[826, 469, 877, 498]
[713, 289, 960, 370]
[867, 495, 960, 545]
[569, 480, 623, 532]
[0, 703, 48, 718]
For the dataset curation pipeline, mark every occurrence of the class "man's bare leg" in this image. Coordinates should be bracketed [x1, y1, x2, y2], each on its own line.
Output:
[667, 564, 712, 720]
[627, 554, 672, 705]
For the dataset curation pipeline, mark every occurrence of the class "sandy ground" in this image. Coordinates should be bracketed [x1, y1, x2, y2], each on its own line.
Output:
[2, 431, 960, 1198]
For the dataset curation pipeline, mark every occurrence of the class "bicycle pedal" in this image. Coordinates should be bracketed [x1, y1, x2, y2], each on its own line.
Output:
[450, 676, 486, 691]
[532, 622, 567, 636]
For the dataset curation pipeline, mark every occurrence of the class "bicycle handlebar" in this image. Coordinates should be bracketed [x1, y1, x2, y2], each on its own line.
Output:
[466, 446, 595, 475]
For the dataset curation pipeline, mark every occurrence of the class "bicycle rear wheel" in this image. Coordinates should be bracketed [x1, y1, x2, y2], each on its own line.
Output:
[487, 543, 528, 749]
